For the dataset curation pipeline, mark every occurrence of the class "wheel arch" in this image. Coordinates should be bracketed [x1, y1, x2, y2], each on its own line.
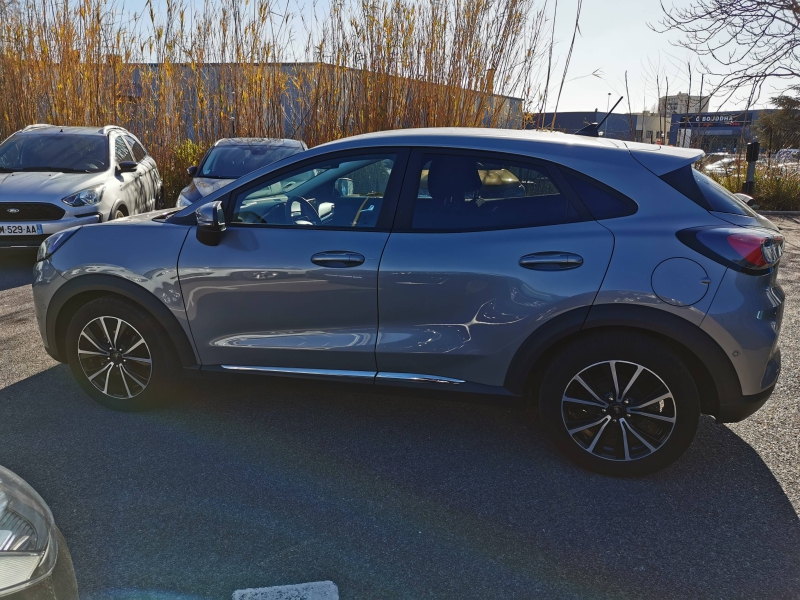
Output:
[47, 274, 198, 368]
[505, 304, 741, 418]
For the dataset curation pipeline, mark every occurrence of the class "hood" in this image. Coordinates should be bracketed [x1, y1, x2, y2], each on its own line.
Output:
[180, 177, 235, 203]
[0, 171, 107, 201]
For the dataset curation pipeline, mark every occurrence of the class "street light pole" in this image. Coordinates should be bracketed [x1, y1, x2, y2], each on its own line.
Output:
[603, 92, 611, 136]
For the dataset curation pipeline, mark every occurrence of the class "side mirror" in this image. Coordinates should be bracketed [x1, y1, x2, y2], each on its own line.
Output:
[117, 161, 137, 174]
[187, 165, 198, 177]
[196, 200, 226, 246]
[734, 192, 756, 206]
[334, 177, 354, 197]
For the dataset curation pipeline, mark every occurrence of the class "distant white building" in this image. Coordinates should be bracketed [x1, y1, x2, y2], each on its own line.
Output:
[656, 93, 711, 120]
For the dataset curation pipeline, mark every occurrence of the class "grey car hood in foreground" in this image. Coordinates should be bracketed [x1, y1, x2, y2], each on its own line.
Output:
[0, 171, 106, 202]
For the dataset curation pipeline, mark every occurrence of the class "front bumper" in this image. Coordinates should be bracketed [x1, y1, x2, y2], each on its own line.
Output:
[0, 215, 100, 248]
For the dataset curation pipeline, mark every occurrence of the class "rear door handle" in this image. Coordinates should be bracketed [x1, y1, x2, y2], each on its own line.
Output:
[519, 252, 583, 271]
[311, 251, 365, 268]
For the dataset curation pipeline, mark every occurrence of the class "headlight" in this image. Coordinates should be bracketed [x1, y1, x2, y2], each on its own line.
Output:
[36, 227, 80, 262]
[0, 466, 57, 596]
[61, 185, 104, 207]
[175, 194, 193, 208]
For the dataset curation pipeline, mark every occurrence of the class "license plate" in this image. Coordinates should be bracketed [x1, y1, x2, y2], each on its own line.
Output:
[0, 224, 43, 235]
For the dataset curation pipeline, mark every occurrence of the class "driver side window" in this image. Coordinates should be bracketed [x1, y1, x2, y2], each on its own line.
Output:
[231, 153, 397, 229]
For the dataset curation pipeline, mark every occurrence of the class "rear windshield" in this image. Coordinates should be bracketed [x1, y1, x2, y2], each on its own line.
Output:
[659, 164, 757, 216]
[0, 134, 109, 173]
[199, 144, 302, 179]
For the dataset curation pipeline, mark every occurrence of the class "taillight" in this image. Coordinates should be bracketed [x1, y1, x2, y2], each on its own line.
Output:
[677, 227, 784, 274]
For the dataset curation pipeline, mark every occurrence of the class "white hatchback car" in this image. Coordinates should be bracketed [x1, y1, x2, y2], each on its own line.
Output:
[0, 124, 162, 249]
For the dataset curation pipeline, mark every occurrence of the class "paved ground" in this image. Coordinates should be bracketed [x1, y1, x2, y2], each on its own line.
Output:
[1, 218, 799, 599]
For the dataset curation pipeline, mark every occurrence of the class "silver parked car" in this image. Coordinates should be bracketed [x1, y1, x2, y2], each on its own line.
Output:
[0, 124, 162, 249]
[32, 128, 785, 476]
[175, 137, 307, 208]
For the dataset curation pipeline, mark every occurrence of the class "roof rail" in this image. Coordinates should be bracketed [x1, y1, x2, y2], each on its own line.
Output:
[100, 125, 127, 135]
[22, 124, 54, 132]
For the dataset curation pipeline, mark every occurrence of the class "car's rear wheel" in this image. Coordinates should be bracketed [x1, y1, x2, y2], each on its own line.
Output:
[65, 296, 179, 411]
[539, 331, 700, 476]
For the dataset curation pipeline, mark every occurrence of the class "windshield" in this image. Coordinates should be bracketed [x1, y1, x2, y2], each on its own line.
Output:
[198, 144, 302, 179]
[0, 134, 109, 173]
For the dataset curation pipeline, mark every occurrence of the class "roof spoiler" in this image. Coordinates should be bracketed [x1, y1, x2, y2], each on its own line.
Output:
[574, 96, 624, 137]
[627, 145, 705, 176]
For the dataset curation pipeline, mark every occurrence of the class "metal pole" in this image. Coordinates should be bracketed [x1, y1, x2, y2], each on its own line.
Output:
[604, 93, 611, 136]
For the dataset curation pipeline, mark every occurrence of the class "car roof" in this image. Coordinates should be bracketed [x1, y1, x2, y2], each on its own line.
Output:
[316, 127, 625, 151]
[16, 124, 126, 137]
[314, 127, 703, 175]
[213, 137, 306, 148]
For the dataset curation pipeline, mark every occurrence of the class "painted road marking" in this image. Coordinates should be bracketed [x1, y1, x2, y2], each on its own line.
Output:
[232, 581, 339, 600]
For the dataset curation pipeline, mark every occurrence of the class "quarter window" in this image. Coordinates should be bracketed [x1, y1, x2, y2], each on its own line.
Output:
[124, 135, 147, 162]
[563, 173, 637, 220]
[410, 153, 581, 231]
[231, 153, 397, 229]
[114, 137, 134, 163]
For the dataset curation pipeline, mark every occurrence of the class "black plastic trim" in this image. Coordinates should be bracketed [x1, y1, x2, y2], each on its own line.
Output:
[46, 274, 198, 367]
[582, 304, 742, 417]
[503, 306, 590, 394]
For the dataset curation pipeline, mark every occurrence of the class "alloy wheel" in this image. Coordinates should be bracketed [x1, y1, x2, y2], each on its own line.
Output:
[77, 316, 152, 399]
[561, 360, 676, 462]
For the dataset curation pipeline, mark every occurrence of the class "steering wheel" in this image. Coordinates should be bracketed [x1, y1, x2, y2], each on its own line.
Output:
[285, 195, 322, 226]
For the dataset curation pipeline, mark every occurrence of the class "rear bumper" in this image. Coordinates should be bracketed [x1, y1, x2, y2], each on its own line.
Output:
[715, 348, 780, 423]
[0, 215, 101, 248]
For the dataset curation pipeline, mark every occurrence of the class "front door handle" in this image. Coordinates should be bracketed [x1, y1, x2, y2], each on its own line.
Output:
[311, 251, 365, 268]
[519, 252, 583, 271]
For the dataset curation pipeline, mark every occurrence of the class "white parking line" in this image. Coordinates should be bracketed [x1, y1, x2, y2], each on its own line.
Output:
[232, 581, 339, 600]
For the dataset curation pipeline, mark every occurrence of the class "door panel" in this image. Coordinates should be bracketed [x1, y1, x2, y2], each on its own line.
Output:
[178, 228, 389, 370]
[376, 223, 613, 386]
[178, 148, 407, 371]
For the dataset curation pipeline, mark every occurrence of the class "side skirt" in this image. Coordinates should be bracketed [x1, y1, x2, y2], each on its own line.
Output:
[192, 365, 519, 397]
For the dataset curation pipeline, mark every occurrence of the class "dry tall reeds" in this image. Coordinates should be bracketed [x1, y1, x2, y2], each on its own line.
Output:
[0, 0, 552, 202]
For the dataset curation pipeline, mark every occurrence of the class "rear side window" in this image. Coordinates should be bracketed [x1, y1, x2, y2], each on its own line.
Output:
[562, 173, 637, 220]
[660, 164, 757, 217]
[124, 135, 147, 162]
[692, 169, 758, 216]
[410, 152, 582, 231]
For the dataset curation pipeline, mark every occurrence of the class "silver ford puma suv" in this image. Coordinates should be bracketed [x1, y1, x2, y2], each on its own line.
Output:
[31, 128, 785, 476]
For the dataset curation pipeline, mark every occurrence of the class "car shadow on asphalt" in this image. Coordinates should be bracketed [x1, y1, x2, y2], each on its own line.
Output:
[0, 250, 37, 292]
[1, 366, 798, 599]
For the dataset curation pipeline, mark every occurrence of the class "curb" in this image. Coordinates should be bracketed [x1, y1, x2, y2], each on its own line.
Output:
[757, 211, 800, 216]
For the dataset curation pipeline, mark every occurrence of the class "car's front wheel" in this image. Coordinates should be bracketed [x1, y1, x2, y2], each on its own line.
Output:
[539, 331, 700, 476]
[65, 296, 179, 411]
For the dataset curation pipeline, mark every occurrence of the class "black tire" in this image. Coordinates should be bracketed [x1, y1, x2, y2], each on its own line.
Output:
[65, 296, 180, 411]
[539, 331, 700, 476]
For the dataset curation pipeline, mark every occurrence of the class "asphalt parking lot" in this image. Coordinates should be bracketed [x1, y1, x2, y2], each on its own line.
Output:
[1, 218, 799, 599]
